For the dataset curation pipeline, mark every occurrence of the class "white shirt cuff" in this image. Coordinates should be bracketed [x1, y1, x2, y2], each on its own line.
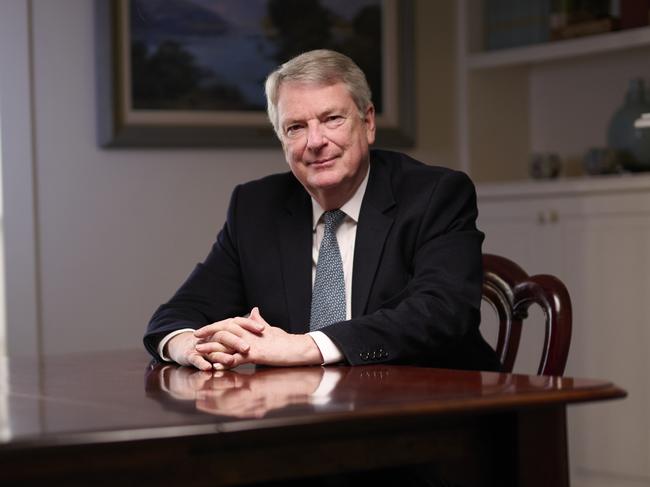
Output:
[157, 328, 195, 361]
[308, 331, 344, 364]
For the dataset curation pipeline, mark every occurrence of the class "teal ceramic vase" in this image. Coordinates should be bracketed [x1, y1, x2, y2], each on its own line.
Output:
[607, 78, 650, 172]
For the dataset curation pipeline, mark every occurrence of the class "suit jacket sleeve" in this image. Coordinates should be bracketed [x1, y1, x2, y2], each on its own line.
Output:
[320, 169, 496, 370]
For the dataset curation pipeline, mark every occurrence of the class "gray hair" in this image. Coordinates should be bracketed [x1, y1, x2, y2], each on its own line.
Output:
[264, 49, 373, 136]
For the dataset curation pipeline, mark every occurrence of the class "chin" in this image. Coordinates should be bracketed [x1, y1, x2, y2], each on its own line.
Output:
[308, 173, 343, 190]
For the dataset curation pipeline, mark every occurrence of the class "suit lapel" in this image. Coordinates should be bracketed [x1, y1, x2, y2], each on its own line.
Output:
[277, 184, 313, 334]
[352, 159, 396, 317]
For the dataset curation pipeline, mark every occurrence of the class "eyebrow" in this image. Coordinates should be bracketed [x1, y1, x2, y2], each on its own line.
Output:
[281, 107, 344, 127]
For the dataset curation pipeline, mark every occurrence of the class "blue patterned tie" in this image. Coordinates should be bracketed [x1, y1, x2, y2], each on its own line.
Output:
[310, 209, 347, 331]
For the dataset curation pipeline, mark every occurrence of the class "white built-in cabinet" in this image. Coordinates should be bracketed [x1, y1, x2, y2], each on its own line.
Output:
[478, 176, 650, 487]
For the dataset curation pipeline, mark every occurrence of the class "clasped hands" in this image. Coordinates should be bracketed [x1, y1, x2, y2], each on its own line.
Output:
[165, 307, 323, 370]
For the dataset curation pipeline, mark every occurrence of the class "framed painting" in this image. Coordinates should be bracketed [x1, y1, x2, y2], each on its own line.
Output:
[95, 0, 414, 148]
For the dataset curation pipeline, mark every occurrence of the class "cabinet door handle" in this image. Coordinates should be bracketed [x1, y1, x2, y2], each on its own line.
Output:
[537, 210, 559, 225]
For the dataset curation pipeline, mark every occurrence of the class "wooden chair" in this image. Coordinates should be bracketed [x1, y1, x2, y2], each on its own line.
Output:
[482, 254, 572, 376]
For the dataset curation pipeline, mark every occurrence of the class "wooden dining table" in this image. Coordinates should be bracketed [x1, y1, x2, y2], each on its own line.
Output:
[0, 349, 625, 486]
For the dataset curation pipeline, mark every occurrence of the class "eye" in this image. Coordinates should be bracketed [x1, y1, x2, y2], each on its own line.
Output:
[285, 124, 304, 138]
[324, 115, 345, 128]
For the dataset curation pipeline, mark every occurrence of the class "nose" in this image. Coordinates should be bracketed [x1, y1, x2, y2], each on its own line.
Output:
[306, 122, 327, 151]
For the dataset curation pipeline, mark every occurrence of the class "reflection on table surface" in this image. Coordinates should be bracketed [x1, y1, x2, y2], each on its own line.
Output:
[152, 364, 330, 418]
[145, 358, 609, 421]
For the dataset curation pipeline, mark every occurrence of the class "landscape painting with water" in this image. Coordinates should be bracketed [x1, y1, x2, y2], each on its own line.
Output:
[128, 0, 384, 113]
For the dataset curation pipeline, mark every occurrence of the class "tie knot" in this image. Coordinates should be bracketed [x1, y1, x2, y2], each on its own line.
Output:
[323, 209, 346, 231]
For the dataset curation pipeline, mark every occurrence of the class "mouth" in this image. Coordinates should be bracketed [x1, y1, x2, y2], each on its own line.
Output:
[307, 156, 337, 166]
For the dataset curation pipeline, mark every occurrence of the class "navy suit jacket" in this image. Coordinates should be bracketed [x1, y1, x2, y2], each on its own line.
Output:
[144, 149, 500, 371]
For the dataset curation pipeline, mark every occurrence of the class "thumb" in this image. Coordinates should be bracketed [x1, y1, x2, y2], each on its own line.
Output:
[249, 306, 262, 321]
[249, 307, 269, 330]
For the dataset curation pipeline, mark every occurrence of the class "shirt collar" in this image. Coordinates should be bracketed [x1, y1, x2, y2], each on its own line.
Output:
[311, 165, 370, 231]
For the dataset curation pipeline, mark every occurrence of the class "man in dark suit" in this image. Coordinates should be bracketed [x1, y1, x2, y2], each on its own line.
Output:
[144, 49, 500, 374]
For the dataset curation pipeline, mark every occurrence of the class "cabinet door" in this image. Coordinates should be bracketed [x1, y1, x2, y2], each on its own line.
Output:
[559, 194, 650, 487]
[478, 197, 566, 275]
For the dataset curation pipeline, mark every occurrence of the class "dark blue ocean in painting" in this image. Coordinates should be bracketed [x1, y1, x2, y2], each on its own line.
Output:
[129, 0, 382, 112]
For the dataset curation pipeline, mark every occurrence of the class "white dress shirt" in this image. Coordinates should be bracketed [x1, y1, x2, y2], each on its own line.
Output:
[158, 167, 370, 364]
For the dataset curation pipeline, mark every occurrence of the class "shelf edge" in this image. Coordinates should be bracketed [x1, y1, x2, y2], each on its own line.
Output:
[477, 173, 650, 199]
[467, 27, 650, 70]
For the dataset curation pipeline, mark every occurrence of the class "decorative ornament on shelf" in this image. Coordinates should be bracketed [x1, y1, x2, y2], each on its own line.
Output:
[607, 78, 650, 172]
[582, 147, 624, 175]
[529, 152, 561, 179]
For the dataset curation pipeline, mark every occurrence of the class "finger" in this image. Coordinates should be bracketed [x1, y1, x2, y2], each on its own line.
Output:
[187, 352, 214, 371]
[195, 316, 262, 338]
[198, 316, 265, 343]
[194, 339, 229, 354]
[196, 331, 250, 354]
[207, 351, 237, 369]
[222, 320, 263, 336]
[227, 353, 247, 368]
[194, 321, 226, 338]
[210, 352, 248, 370]
[232, 316, 265, 334]
[249, 306, 260, 319]
[249, 307, 268, 326]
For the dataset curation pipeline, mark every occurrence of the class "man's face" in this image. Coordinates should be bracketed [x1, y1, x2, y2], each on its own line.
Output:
[276, 81, 376, 206]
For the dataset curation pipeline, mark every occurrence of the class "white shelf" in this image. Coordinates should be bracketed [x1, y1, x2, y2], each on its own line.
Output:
[477, 172, 650, 199]
[468, 26, 650, 70]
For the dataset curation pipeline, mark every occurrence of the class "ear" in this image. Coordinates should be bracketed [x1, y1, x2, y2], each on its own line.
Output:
[363, 104, 376, 145]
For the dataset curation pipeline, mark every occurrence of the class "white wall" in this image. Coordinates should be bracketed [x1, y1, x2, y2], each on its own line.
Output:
[1, 0, 455, 356]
